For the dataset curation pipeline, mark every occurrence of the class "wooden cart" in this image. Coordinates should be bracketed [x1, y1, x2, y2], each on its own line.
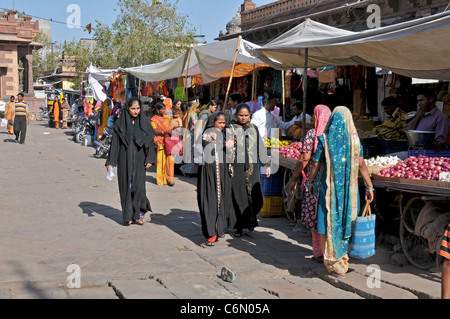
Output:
[372, 175, 450, 270]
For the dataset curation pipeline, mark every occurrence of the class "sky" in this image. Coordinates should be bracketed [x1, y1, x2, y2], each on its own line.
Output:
[2, 0, 275, 44]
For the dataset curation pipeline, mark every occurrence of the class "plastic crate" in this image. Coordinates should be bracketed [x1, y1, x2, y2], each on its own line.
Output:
[260, 167, 285, 197]
[259, 196, 284, 218]
[408, 150, 450, 158]
[379, 139, 409, 155]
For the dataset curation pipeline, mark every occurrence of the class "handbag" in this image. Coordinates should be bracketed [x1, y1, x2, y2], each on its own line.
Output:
[164, 134, 183, 156]
[349, 201, 376, 260]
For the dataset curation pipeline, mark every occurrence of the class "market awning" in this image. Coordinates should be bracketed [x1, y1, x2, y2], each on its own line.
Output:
[254, 11, 450, 80]
[192, 36, 266, 84]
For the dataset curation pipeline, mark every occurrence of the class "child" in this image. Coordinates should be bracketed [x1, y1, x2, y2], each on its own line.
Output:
[171, 106, 183, 129]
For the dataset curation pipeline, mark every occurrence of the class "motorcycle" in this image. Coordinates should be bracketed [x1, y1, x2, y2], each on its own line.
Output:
[94, 127, 114, 158]
[37, 106, 49, 121]
[74, 115, 96, 145]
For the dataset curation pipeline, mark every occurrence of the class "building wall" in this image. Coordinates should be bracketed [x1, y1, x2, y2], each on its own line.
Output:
[0, 44, 20, 99]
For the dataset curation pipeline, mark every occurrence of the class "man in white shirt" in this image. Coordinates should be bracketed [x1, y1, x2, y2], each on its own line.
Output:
[251, 92, 295, 139]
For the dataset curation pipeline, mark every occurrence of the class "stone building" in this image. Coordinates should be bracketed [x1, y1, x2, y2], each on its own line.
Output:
[217, 0, 450, 44]
[0, 10, 44, 111]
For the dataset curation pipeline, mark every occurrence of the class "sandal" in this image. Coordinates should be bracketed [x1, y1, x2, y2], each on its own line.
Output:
[234, 231, 242, 237]
[123, 221, 132, 227]
[201, 241, 215, 248]
[136, 218, 146, 226]
[221, 267, 237, 283]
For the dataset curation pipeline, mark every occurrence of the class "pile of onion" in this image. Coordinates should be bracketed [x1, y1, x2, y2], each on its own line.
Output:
[377, 155, 450, 180]
[276, 142, 303, 160]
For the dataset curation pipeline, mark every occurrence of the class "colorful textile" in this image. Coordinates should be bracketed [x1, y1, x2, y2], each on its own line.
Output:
[314, 105, 332, 152]
[313, 106, 362, 273]
[151, 115, 175, 185]
[441, 223, 450, 260]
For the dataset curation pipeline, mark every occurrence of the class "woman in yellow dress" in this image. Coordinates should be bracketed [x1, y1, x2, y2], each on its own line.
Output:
[151, 102, 175, 186]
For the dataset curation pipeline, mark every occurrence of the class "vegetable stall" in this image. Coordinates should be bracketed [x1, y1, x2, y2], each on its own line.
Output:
[254, 11, 450, 269]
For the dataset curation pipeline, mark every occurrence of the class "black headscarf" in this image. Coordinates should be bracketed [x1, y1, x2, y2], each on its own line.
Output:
[231, 103, 252, 131]
[204, 111, 228, 131]
[114, 97, 154, 149]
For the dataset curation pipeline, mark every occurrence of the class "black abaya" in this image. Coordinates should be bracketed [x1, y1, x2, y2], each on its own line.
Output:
[197, 126, 233, 239]
[106, 106, 156, 224]
[229, 122, 270, 231]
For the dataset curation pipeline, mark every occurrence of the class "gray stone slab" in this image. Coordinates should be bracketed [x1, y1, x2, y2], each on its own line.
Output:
[157, 274, 236, 299]
[66, 287, 119, 299]
[110, 278, 176, 299]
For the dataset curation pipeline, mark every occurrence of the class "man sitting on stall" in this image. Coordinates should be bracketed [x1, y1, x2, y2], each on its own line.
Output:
[407, 88, 449, 150]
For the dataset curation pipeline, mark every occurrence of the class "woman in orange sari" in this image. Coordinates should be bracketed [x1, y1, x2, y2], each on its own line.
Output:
[151, 102, 175, 186]
[4, 96, 15, 134]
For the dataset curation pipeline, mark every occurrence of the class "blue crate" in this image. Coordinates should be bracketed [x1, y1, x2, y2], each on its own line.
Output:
[380, 139, 409, 155]
[408, 150, 450, 158]
[260, 167, 285, 197]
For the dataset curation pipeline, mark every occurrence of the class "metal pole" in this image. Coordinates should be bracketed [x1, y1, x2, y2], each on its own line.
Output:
[302, 48, 309, 141]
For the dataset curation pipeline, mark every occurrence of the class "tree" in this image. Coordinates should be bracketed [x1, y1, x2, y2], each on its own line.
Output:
[94, 0, 196, 68]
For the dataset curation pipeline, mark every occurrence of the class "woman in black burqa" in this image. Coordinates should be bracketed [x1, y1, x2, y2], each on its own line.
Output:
[106, 97, 156, 226]
[197, 112, 234, 247]
[229, 103, 271, 237]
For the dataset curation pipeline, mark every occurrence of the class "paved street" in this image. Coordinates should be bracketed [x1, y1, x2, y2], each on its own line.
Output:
[0, 121, 443, 300]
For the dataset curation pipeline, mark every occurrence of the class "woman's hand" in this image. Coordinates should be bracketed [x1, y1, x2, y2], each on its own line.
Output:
[288, 180, 297, 195]
[366, 190, 375, 203]
[266, 167, 271, 178]
[145, 163, 153, 170]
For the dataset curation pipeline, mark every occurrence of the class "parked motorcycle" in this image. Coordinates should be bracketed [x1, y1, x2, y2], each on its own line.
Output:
[94, 127, 114, 158]
[74, 115, 96, 144]
[37, 106, 49, 121]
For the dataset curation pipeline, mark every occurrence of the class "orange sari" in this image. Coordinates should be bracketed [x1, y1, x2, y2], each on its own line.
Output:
[150, 115, 174, 186]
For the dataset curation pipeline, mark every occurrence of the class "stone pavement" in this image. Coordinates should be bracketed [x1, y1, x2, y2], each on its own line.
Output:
[0, 121, 443, 300]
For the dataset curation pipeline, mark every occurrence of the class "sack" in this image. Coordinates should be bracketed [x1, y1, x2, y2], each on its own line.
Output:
[164, 134, 183, 156]
[349, 201, 376, 260]
[1, 118, 7, 128]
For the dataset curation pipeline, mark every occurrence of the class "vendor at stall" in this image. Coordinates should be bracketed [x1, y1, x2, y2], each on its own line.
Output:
[381, 96, 406, 120]
[251, 91, 296, 139]
[407, 88, 449, 150]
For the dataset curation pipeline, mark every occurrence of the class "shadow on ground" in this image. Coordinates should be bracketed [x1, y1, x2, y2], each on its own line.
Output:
[79, 202, 123, 225]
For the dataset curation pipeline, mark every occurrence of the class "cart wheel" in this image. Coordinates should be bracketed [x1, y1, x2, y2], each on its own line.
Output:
[399, 197, 436, 270]
[283, 169, 299, 223]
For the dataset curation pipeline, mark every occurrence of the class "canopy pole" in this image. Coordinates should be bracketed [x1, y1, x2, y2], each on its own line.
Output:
[183, 46, 193, 103]
[282, 70, 286, 121]
[251, 63, 256, 101]
[302, 48, 309, 141]
[224, 37, 241, 111]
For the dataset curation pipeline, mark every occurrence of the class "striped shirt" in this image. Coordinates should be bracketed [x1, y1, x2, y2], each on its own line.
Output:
[14, 102, 28, 116]
[440, 224, 450, 260]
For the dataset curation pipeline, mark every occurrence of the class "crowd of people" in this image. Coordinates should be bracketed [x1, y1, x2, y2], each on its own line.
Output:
[101, 90, 381, 280]
[2, 87, 449, 298]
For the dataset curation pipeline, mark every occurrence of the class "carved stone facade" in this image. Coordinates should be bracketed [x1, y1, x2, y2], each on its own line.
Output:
[0, 10, 43, 102]
[217, 0, 450, 44]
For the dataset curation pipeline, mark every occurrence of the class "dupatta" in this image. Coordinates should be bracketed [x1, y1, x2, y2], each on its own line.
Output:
[151, 115, 171, 147]
[320, 106, 361, 261]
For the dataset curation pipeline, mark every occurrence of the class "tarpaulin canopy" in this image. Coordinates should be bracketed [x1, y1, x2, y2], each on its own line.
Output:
[255, 11, 450, 80]
[192, 36, 266, 83]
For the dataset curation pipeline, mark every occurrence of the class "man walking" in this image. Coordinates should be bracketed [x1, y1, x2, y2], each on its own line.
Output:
[11, 93, 29, 144]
